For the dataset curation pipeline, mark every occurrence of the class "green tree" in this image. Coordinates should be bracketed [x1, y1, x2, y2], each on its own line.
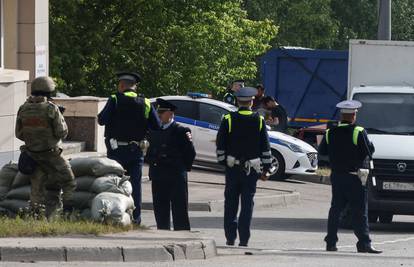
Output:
[50, 0, 277, 97]
[330, 0, 377, 49]
[244, 0, 339, 49]
[392, 0, 414, 41]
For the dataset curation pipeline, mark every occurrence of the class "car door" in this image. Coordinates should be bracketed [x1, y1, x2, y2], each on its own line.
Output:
[194, 102, 230, 163]
[168, 99, 197, 138]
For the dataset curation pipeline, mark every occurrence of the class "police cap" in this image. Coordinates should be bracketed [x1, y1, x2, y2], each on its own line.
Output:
[31, 76, 56, 93]
[336, 100, 362, 114]
[116, 71, 142, 83]
[234, 87, 258, 101]
[156, 98, 177, 112]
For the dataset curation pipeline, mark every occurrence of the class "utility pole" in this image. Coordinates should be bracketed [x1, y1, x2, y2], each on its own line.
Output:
[377, 0, 391, 40]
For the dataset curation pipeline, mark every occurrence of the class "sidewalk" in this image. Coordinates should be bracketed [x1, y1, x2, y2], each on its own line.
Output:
[15, 153, 301, 263]
[141, 165, 301, 212]
[0, 230, 216, 262]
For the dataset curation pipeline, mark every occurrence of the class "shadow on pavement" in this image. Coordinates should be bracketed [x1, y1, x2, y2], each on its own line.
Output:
[370, 221, 414, 234]
[190, 216, 328, 233]
[190, 215, 414, 234]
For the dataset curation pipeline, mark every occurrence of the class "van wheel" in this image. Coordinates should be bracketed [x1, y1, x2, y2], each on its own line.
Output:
[368, 211, 379, 223]
[379, 213, 393, 224]
[269, 150, 286, 181]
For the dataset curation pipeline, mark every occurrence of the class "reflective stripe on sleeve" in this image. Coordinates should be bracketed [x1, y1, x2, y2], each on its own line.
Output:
[224, 114, 232, 133]
[353, 126, 364, 145]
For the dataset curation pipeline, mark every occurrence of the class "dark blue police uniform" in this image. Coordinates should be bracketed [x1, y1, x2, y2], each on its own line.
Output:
[318, 100, 381, 254]
[147, 98, 196, 230]
[216, 87, 272, 247]
[223, 80, 244, 106]
[223, 92, 236, 106]
[97, 72, 160, 224]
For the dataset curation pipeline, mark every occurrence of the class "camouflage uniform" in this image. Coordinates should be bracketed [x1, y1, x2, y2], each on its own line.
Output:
[15, 77, 75, 217]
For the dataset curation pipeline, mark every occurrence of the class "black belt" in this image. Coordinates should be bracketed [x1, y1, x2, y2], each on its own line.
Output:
[27, 147, 59, 153]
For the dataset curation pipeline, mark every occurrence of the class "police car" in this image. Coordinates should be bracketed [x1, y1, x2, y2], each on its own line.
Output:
[151, 93, 318, 178]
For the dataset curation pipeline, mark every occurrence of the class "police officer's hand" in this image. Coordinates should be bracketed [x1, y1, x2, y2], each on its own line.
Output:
[260, 172, 269, 181]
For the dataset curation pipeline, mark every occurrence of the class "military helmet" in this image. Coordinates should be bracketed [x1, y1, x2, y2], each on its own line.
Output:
[31, 76, 56, 93]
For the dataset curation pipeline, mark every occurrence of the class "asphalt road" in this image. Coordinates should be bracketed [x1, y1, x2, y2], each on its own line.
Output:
[2, 169, 414, 266]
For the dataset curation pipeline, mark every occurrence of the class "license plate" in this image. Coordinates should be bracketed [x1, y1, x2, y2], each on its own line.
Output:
[382, 182, 414, 191]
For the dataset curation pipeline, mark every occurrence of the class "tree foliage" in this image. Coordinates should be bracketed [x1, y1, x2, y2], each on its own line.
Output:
[244, 0, 414, 50]
[244, 0, 339, 49]
[50, 0, 277, 97]
[51, 0, 414, 97]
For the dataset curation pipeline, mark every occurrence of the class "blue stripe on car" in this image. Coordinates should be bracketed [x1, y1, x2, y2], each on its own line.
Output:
[175, 116, 288, 148]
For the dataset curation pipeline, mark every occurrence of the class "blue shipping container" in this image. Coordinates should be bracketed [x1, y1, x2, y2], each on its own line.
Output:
[261, 48, 348, 128]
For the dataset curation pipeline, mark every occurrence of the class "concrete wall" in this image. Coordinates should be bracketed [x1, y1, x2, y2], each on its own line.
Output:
[4, 0, 49, 89]
[53, 97, 108, 153]
[0, 69, 29, 167]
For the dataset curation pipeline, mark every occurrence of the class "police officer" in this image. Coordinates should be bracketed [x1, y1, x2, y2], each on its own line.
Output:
[223, 79, 244, 106]
[318, 100, 382, 254]
[15, 76, 76, 218]
[147, 98, 196, 230]
[216, 87, 273, 247]
[98, 72, 160, 224]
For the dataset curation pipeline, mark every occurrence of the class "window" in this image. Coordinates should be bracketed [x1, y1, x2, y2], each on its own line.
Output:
[199, 103, 229, 125]
[169, 100, 197, 120]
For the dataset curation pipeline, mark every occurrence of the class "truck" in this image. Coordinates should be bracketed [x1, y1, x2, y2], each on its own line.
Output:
[260, 47, 348, 128]
[348, 39, 414, 223]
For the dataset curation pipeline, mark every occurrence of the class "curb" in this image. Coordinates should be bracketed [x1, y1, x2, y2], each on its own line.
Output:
[142, 192, 300, 212]
[0, 240, 217, 262]
[290, 175, 331, 185]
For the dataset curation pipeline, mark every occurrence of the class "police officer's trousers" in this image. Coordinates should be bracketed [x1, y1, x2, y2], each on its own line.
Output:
[325, 172, 371, 246]
[28, 148, 76, 218]
[150, 166, 190, 230]
[107, 142, 144, 224]
[224, 166, 258, 245]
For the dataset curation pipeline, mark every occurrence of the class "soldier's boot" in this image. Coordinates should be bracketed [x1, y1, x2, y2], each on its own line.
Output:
[60, 169, 76, 203]
[45, 190, 63, 220]
[61, 180, 76, 205]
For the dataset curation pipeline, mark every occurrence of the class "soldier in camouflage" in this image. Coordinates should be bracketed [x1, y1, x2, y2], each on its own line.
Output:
[15, 76, 76, 218]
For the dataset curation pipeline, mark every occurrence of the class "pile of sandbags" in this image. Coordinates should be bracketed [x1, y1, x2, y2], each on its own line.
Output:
[0, 163, 31, 215]
[0, 157, 136, 225]
[69, 157, 135, 225]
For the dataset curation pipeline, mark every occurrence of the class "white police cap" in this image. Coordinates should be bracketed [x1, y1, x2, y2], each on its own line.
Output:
[234, 87, 258, 101]
[336, 100, 362, 114]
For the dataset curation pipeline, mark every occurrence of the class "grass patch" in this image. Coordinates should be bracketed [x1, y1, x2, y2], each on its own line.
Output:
[0, 216, 144, 237]
[317, 167, 331, 177]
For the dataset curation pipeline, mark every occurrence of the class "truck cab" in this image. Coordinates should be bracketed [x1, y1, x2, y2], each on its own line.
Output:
[350, 86, 414, 223]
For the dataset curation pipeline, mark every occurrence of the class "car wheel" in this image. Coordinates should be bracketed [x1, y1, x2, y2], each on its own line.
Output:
[269, 150, 286, 180]
[368, 211, 379, 223]
[379, 213, 393, 224]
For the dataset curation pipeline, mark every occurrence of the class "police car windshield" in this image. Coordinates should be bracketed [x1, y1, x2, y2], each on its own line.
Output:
[354, 93, 414, 135]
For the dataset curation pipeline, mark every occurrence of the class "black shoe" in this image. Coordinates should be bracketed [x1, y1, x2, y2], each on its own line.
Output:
[239, 243, 248, 247]
[357, 245, 382, 254]
[226, 240, 235, 246]
[326, 245, 338, 252]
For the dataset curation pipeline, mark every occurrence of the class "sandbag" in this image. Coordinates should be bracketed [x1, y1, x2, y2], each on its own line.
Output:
[70, 157, 125, 177]
[0, 199, 29, 213]
[0, 163, 18, 188]
[119, 212, 132, 226]
[64, 191, 96, 210]
[75, 176, 96, 191]
[90, 176, 132, 196]
[0, 186, 9, 200]
[6, 185, 31, 200]
[90, 192, 134, 225]
[80, 208, 92, 220]
[11, 172, 31, 189]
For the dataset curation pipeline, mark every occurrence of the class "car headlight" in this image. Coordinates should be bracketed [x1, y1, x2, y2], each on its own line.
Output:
[279, 140, 305, 153]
